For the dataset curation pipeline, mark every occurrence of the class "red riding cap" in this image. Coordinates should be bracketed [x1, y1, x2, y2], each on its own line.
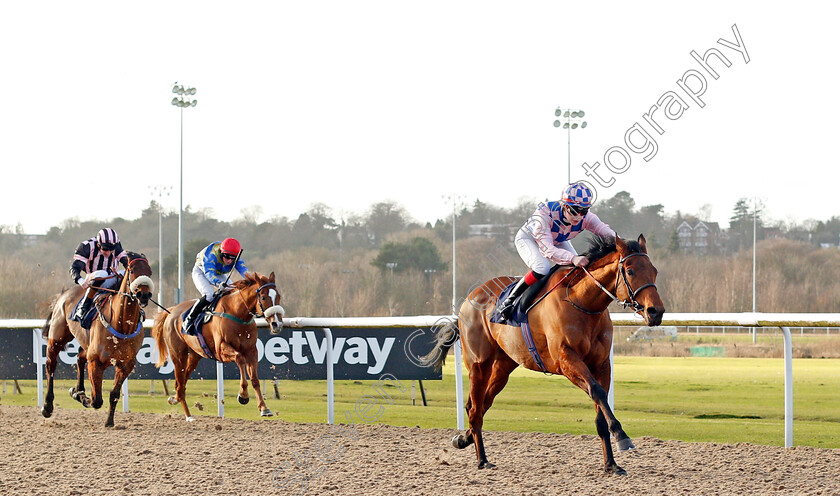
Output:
[220, 238, 241, 255]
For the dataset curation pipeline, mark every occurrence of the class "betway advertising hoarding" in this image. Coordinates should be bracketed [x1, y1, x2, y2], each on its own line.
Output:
[1, 326, 442, 381]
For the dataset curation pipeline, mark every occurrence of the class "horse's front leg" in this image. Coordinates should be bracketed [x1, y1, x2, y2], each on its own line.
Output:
[557, 347, 632, 475]
[69, 348, 91, 408]
[87, 359, 105, 410]
[105, 361, 135, 427]
[591, 359, 634, 449]
[233, 352, 250, 406]
[244, 351, 272, 416]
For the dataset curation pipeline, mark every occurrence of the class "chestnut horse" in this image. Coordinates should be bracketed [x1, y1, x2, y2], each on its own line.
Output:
[41, 252, 154, 427]
[152, 271, 284, 421]
[422, 235, 665, 474]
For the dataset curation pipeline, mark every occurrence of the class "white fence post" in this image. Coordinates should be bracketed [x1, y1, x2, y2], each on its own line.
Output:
[216, 361, 224, 417]
[33, 329, 43, 408]
[781, 326, 793, 448]
[122, 380, 129, 412]
[608, 343, 615, 411]
[324, 328, 334, 425]
[454, 337, 464, 431]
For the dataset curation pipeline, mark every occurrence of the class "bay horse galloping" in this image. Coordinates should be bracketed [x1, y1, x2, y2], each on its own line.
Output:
[152, 272, 284, 421]
[41, 252, 154, 427]
[423, 235, 665, 475]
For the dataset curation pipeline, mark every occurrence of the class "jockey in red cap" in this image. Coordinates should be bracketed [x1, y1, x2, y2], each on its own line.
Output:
[183, 238, 250, 333]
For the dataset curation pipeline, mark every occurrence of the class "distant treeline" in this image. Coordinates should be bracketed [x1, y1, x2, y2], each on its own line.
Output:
[1, 193, 839, 318]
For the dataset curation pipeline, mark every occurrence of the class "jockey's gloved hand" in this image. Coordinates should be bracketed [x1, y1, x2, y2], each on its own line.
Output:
[572, 256, 590, 267]
[80, 274, 96, 289]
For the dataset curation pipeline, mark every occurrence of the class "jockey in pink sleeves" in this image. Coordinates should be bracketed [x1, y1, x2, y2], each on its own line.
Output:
[497, 182, 616, 319]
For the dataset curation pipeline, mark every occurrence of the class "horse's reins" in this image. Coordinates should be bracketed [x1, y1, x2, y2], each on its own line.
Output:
[212, 281, 278, 324]
[578, 252, 656, 315]
[524, 267, 577, 313]
[102, 260, 170, 313]
[95, 257, 150, 338]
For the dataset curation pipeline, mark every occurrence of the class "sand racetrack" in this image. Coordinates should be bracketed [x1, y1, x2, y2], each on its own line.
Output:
[1, 405, 838, 496]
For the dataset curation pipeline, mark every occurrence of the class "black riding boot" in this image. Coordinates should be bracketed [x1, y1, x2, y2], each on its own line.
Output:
[74, 297, 93, 322]
[498, 278, 530, 320]
[183, 297, 210, 334]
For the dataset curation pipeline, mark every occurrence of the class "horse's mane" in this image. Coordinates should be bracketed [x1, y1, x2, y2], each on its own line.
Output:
[582, 235, 643, 264]
[231, 272, 261, 290]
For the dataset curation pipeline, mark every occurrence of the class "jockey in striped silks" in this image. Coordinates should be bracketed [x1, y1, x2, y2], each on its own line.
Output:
[69, 227, 129, 321]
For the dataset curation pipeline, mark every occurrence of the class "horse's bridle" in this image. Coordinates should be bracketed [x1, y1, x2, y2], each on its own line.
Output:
[229, 281, 284, 322]
[126, 256, 154, 303]
[253, 282, 281, 318]
[570, 252, 657, 315]
[95, 256, 153, 338]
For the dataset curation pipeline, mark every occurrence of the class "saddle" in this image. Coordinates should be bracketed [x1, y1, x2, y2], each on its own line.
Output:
[180, 296, 223, 335]
[180, 294, 229, 360]
[489, 266, 575, 374]
[71, 293, 109, 330]
[490, 264, 568, 326]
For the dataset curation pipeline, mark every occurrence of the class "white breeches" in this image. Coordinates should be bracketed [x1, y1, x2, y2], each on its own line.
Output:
[89, 269, 124, 290]
[514, 228, 577, 276]
[192, 265, 218, 299]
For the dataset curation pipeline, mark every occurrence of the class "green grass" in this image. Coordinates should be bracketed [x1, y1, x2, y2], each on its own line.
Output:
[3, 357, 838, 449]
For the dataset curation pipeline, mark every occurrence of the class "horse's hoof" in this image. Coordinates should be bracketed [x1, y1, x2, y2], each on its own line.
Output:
[237, 394, 249, 405]
[70, 388, 91, 408]
[260, 409, 274, 417]
[478, 460, 496, 470]
[605, 464, 628, 476]
[451, 434, 472, 449]
[105, 421, 114, 428]
[167, 396, 178, 405]
[185, 416, 195, 422]
[41, 406, 53, 418]
[617, 437, 636, 451]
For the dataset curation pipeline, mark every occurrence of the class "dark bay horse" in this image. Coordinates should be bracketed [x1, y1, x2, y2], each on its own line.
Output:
[423, 235, 665, 474]
[41, 252, 154, 427]
[152, 271, 284, 421]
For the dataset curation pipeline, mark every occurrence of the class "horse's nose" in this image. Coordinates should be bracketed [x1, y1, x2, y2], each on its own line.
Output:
[270, 321, 283, 335]
[646, 307, 663, 326]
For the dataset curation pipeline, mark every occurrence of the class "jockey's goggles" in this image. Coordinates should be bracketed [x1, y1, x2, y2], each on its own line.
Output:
[98, 242, 115, 251]
[221, 253, 237, 260]
[567, 205, 590, 216]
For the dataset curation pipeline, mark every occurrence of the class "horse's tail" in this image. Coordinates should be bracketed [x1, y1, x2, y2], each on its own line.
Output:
[41, 291, 62, 339]
[41, 307, 53, 340]
[418, 318, 460, 372]
[152, 311, 169, 368]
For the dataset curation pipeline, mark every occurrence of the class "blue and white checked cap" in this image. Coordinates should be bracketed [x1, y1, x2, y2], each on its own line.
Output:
[561, 182, 594, 207]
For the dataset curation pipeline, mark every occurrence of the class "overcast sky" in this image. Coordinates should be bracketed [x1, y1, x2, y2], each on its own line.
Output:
[2, 1, 837, 235]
